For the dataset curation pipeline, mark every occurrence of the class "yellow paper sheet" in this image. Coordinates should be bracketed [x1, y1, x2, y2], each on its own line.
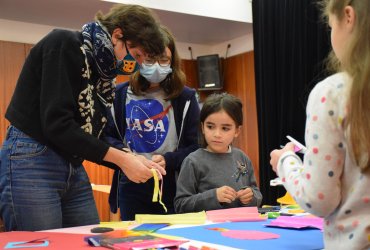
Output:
[99, 221, 136, 229]
[135, 211, 206, 225]
[277, 191, 297, 205]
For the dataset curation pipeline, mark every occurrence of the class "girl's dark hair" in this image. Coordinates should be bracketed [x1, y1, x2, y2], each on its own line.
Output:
[199, 93, 243, 147]
[130, 25, 186, 100]
[96, 4, 165, 56]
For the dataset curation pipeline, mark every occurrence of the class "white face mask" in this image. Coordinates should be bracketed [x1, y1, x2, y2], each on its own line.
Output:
[140, 62, 172, 83]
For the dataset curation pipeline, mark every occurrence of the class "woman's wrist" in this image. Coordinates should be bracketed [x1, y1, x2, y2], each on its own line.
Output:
[104, 147, 132, 166]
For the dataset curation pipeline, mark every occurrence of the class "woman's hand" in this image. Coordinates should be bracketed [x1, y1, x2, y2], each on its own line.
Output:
[270, 142, 295, 173]
[216, 186, 237, 203]
[104, 147, 166, 183]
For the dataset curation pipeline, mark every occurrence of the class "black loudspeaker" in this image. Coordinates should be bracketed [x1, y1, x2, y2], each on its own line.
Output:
[197, 54, 222, 90]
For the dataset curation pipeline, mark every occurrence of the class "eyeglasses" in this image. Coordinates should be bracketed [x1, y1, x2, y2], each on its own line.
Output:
[143, 57, 171, 67]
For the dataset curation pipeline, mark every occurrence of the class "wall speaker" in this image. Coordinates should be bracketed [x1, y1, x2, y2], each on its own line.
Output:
[197, 54, 222, 90]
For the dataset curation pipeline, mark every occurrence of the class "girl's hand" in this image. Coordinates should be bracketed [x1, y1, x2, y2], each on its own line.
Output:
[237, 187, 253, 205]
[270, 142, 295, 173]
[216, 186, 237, 203]
[152, 154, 166, 169]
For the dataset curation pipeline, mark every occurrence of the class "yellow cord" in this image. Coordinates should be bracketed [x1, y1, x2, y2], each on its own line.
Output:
[151, 169, 167, 213]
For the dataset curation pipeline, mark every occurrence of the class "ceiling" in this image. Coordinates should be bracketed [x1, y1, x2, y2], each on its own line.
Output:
[0, 0, 253, 45]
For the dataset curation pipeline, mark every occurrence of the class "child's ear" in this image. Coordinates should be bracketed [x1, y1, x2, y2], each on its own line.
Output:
[344, 6, 355, 32]
[234, 125, 242, 138]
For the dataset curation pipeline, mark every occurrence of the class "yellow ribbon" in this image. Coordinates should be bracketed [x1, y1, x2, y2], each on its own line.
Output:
[151, 169, 167, 212]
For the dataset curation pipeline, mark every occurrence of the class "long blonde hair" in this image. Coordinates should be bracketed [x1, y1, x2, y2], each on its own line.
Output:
[321, 0, 370, 170]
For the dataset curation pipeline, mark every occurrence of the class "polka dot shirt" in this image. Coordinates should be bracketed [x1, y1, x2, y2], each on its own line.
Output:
[277, 72, 370, 249]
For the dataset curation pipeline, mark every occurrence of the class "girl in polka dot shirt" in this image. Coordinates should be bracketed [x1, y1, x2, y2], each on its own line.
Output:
[270, 0, 370, 249]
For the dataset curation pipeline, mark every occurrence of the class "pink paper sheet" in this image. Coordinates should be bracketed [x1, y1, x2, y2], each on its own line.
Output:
[206, 207, 266, 222]
[266, 216, 323, 230]
[221, 230, 280, 240]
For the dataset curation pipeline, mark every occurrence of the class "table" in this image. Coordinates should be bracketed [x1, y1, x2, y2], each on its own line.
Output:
[0, 219, 323, 250]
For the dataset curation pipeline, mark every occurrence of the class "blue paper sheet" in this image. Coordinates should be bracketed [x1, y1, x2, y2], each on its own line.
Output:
[159, 220, 324, 250]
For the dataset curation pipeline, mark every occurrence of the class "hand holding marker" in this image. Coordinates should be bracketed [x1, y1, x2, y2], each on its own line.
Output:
[271, 135, 306, 186]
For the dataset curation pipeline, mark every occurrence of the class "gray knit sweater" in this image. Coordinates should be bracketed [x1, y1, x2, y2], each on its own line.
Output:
[174, 147, 262, 213]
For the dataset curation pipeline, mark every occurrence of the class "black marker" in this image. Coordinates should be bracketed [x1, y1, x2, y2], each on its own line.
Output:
[90, 227, 114, 233]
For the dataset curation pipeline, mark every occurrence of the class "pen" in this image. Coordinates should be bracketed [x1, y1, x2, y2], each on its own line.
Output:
[279, 212, 294, 216]
[286, 135, 307, 153]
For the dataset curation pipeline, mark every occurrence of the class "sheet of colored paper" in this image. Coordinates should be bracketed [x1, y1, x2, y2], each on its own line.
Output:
[221, 230, 280, 240]
[99, 221, 135, 230]
[113, 238, 187, 249]
[135, 211, 206, 224]
[132, 223, 170, 232]
[206, 207, 266, 222]
[266, 216, 323, 230]
[277, 192, 297, 205]
[159, 220, 324, 250]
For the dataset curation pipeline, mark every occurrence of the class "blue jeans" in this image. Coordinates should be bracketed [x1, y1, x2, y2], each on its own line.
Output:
[0, 126, 99, 231]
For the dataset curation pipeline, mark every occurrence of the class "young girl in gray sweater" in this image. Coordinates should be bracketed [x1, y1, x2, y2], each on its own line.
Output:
[175, 93, 262, 213]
